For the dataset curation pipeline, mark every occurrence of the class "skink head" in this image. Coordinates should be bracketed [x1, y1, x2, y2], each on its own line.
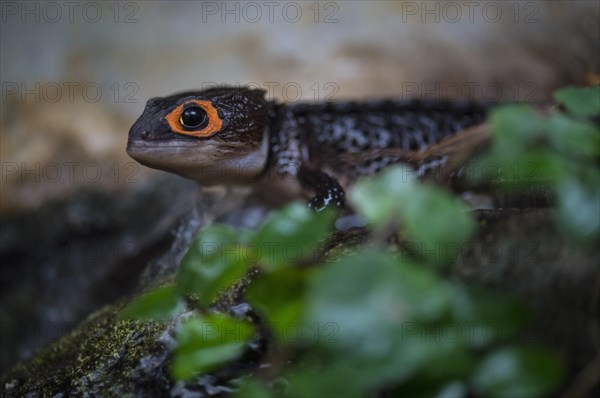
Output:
[127, 87, 269, 185]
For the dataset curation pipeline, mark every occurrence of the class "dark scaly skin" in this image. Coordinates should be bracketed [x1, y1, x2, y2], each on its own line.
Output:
[266, 99, 489, 209]
[127, 87, 490, 210]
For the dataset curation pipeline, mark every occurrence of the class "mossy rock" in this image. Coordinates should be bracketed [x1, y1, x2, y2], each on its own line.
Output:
[2, 298, 174, 397]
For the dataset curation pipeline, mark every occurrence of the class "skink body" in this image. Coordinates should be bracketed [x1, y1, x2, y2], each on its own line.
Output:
[127, 87, 489, 209]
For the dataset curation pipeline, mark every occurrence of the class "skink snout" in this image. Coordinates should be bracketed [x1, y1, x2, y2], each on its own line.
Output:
[128, 115, 156, 142]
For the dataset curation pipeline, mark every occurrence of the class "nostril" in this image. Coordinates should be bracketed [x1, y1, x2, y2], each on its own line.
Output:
[141, 131, 151, 140]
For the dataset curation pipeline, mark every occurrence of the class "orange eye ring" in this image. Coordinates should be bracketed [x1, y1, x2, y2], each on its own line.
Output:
[165, 100, 223, 138]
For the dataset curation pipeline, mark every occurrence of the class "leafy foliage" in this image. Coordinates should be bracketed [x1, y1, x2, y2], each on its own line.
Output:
[350, 168, 475, 265]
[553, 86, 600, 118]
[176, 225, 251, 306]
[172, 314, 255, 380]
[253, 203, 336, 270]
[119, 86, 600, 397]
[472, 347, 564, 398]
[470, 86, 600, 243]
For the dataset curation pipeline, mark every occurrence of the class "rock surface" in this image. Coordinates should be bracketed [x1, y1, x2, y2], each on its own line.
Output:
[0, 175, 197, 373]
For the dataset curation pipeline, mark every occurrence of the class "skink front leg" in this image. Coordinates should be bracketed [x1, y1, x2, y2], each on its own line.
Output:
[297, 167, 345, 211]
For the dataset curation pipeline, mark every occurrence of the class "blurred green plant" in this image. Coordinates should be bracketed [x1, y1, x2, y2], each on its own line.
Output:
[118, 85, 600, 397]
[231, 167, 561, 398]
[470, 85, 600, 243]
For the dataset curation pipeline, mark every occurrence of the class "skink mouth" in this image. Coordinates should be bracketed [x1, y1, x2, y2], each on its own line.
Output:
[127, 138, 247, 151]
[125, 140, 250, 166]
[126, 139, 202, 150]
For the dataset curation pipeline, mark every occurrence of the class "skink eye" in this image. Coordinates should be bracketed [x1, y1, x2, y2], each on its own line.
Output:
[166, 99, 222, 138]
[180, 106, 208, 130]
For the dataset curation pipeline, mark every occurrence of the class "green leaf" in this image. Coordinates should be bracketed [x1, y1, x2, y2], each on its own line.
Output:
[302, 251, 494, 389]
[448, 285, 531, 348]
[546, 113, 600, 160]
[469, 150, 568, 188]
[472, 346, 564, 398]
[246, 267, 308, 344]
[488, 105, 543, 160]
[289, 330, 472, 394]
[254, 203, 336, 270]
[351, 166, 475, 264]
[120, 285, 182, 321]
[393, 349, 475, 397]
[555, 170, 600, 242]
[466, 153, 505, 184]
[172, 314, 254, 380]
[503, 151, 566, 185]
[286, 361, 367, 398]
[305, 251, 449, 356]
[400, 185, 475, 264]
[234, 379, 273, 398]
[177, 225, 251, 306]
[554, 86, 600, 118]
[349, 165, 416, 226]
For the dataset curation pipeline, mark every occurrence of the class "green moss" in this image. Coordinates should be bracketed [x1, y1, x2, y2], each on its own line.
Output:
[1, 299, 172, 397]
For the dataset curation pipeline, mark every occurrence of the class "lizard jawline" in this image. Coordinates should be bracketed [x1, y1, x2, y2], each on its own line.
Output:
[126, 129, 270, 185]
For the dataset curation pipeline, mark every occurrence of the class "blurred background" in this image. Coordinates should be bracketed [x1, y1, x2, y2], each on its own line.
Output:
[1, 0, 599, 373]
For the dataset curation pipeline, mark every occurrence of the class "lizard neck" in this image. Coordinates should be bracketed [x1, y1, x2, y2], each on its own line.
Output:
[197, 124, 271, 185]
